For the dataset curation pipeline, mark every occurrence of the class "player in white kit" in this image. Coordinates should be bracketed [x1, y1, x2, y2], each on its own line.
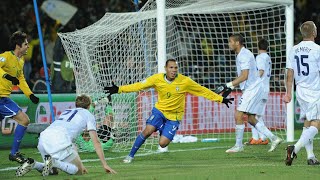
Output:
[16, 95, 117, 176]
[246, 38, 271, 145]
[216, 34, 282, 153]
[284, 21, 320, 166]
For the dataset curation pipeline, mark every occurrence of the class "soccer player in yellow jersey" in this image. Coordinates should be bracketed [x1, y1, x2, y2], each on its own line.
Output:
[0, 31, 40, 164]
[104, 59, 234, 163]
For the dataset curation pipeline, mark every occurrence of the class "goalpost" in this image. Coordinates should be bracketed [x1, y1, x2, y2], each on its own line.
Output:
[58, 0, 294, 152]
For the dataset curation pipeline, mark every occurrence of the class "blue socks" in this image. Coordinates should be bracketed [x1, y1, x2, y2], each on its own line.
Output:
[129, 133, 146, 157]
[11, 124, 27, 155]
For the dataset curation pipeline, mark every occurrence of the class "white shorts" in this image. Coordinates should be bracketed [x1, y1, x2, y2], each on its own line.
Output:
[37, 126, 78, 162]
[297, 94, 320, 121]
[237, 84, 267, 115]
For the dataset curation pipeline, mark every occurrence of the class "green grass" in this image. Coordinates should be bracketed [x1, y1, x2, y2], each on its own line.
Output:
[1, 136, 320, 179]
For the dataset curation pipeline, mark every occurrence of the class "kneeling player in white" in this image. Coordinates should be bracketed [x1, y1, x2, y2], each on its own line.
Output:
[219, 34, 282, 153]
[16, 95, 117, 176]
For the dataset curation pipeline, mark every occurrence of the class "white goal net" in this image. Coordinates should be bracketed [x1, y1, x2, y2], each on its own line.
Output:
[58, 0, 292, 152]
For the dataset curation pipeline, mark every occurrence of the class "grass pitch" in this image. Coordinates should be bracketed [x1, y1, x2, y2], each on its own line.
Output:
[0, 135, 320, 180]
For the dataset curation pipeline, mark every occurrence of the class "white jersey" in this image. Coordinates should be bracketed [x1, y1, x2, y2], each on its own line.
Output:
[48, 108, 96, 141]
[256, 52, 271, 93]
[236, 47, 260, 90]
[286, 41, 320, 102]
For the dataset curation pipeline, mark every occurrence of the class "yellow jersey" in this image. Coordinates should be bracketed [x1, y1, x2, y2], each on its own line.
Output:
[0, 51, 32, 97]
[119, 73, 223, 121]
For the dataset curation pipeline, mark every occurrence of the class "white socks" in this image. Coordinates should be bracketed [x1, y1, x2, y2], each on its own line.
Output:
[235, 124, 245, 147]
[303, 127, 315, 159]
[255, 115, 267, 141]
[53, 160, 78, 175]
[294, 126, 318, 154]
[33, 161, 44, 172]
[254, 121, 276, 141]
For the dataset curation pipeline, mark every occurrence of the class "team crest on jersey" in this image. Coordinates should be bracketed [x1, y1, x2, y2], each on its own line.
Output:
[0, 57, 5, 62]
[176, 86, 180, 91]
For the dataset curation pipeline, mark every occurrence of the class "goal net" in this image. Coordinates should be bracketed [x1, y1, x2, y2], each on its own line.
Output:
[58, 0, 291, 152]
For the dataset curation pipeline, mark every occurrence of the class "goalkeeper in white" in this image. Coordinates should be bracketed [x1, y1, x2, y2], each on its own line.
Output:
[216, 34, 283, 153]
[284, 21, 320, 166]
[15, 95, 116, 176]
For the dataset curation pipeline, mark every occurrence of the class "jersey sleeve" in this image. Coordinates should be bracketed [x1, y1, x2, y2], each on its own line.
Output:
[239, 55, 250, 70]
[119, 74, 157, 93]
[187, 77, 223, 103]
[256, 55, 266, 71]
[0, 54, 8, 77]
[286, 48, 294, 69]
[86, 113, 97, 131]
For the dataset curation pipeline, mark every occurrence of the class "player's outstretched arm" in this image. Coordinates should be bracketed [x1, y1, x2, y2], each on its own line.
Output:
[89, 130, 117, 174]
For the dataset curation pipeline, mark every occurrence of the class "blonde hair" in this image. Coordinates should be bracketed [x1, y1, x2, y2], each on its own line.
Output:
[75, 94, 92, 109]
[300, 21, 316, 38]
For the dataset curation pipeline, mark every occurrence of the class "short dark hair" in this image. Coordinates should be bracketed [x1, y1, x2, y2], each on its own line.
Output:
[230, 34, 244, 45]
[75, 94, 92, 109]
[258, 38, 269, 50]
[9, 31, 27, 50]
[165, 59, 177, 66]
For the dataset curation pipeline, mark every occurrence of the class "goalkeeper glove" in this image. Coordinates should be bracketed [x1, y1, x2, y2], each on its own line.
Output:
[4, 74, 19, 85]
[222, 97, 234, 108]
[30, 94, 39, 104]
[222, 88, 232, 98]
[214, 82, 234, 95]
[104, 82, 119, 95]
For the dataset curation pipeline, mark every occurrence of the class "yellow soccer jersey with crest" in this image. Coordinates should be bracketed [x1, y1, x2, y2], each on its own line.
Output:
[0, 51, 32, 97]
[119, 73, 223, 121]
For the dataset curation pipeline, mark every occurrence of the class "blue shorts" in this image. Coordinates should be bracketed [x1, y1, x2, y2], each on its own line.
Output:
[146, 107, 180, 141]
[0, 97, 21, 120]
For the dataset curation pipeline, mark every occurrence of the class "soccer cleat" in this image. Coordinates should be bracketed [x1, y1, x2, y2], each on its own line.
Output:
[42, 155, 53, 176]
[157, 145, 169, 153]
[258, 139, 269, 145]
[285, 145, 297, 166]
[9, 152, 27, 164]
[268, 137, 283, 152]
[244, 138, 260, 145]
[225, 146, 244, 153]
[123, 155, 134, 163]
[307, 157, 320, 165]
[16, 158, 35, 177]
[50, 167, 59, 175]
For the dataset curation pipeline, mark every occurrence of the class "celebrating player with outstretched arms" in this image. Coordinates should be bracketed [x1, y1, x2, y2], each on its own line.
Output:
[104, 59, 234, 163]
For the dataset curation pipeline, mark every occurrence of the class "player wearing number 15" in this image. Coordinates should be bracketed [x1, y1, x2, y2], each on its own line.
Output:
[284, 21, 320, 166]
[104, 59, 234, 163]
[0, 31, 39, 164]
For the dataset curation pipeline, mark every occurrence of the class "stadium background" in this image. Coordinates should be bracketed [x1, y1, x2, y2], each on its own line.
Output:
[0, 0, 319, 147]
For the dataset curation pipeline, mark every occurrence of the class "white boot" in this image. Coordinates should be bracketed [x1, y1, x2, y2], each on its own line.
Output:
[157, 145, 168, 153]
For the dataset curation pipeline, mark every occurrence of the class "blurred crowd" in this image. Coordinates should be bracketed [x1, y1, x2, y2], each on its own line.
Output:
[0, 0, 146, 93]
[0, 0, 318, 93]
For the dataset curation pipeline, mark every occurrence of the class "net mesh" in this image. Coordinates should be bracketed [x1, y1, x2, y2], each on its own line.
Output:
[58, 0, 289, 152]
